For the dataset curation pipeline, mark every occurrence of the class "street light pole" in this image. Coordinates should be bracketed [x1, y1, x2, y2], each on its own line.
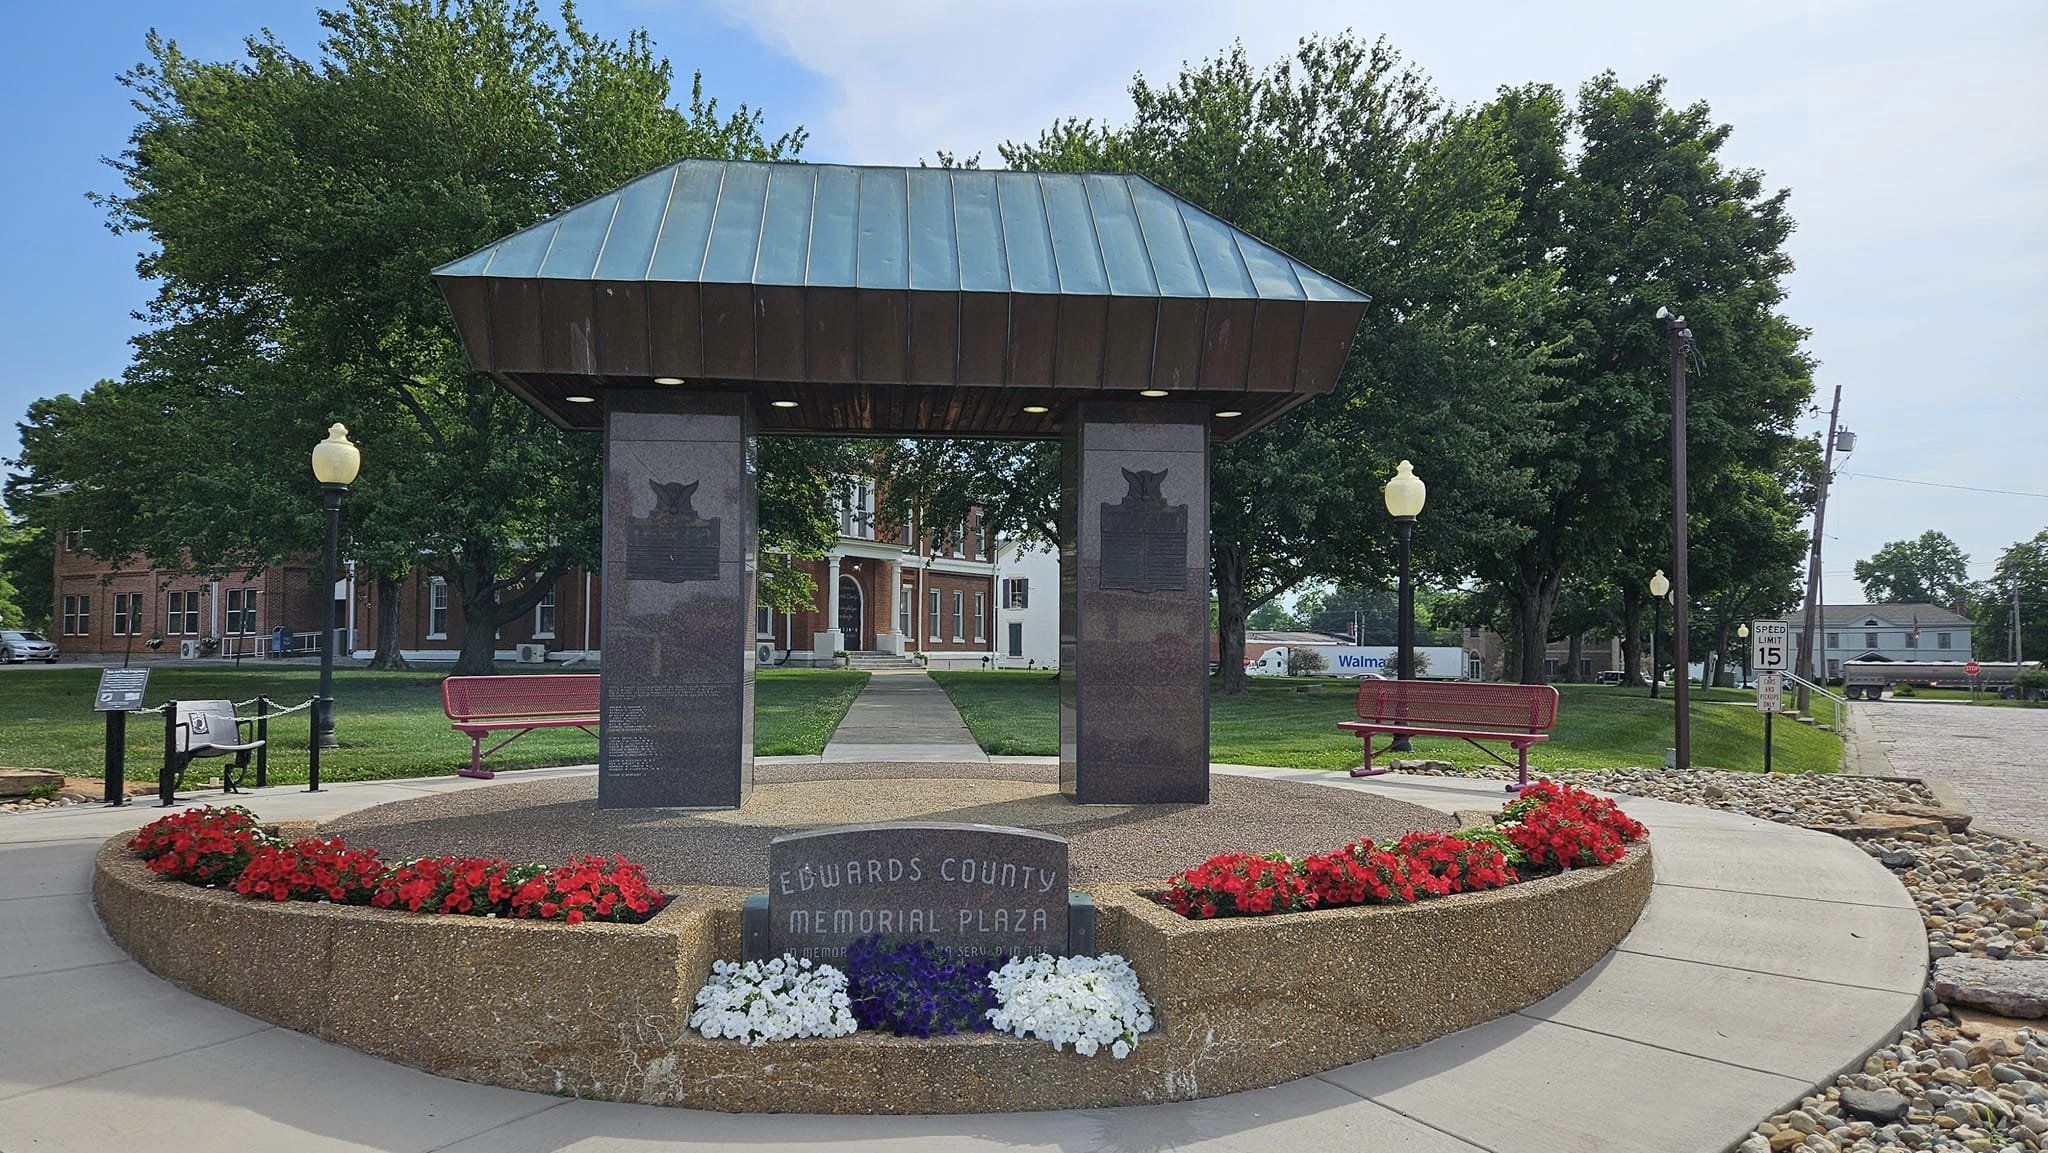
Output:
[309, 424, 362, 769]
[1649, 569, 1669, 700]
[1382, 461, 1427, 753]
[1660, 308, 1693, 770]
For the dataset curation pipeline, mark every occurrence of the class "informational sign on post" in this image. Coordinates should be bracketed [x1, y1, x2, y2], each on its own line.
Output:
[1750, 620, 1790, 674]
[94, 667, 150, 712]
[1755, 671, 1783, 714]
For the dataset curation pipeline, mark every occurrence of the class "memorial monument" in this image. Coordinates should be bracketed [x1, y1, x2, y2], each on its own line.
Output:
[434, 159, 1367, 809]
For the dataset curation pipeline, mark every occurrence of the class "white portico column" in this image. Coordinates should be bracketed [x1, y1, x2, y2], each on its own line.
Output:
[881, 558, 902, 653]
[814, 556, 844, 660]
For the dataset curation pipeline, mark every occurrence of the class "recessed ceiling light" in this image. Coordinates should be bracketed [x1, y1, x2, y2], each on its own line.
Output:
[1139, 389, 1169, 398]
[654, 376, 684, 385]
[1214, 410, 1243, 419]
[565, 395, 596, 403]
[770, 399, 800, 409]
[1022, 405, 1050, 414]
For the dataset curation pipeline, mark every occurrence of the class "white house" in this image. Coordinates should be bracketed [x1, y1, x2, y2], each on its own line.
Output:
[1781, 603, 1975, 679]
[992, 540, 1060, 669]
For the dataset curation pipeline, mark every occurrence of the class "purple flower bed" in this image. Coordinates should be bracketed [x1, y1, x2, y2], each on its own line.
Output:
[843, 934, 998, 1038]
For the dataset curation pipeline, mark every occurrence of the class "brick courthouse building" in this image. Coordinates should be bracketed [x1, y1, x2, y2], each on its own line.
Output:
[49, 482, 1028, 669]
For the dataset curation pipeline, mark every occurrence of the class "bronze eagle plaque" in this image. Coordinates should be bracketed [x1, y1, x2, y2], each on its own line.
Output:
[625, 479, 720, 583]
[1100, 468, 1187, 593]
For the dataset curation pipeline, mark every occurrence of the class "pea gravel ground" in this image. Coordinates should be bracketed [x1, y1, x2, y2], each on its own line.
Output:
[319, 761, 1454, 886]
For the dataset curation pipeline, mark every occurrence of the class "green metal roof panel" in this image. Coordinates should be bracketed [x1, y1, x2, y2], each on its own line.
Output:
[438, 159, 1367, 305]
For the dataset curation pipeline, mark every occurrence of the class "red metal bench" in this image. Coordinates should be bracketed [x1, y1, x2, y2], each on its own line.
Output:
[1337, 680, 1560, 792]
[442, 675, 600, 779]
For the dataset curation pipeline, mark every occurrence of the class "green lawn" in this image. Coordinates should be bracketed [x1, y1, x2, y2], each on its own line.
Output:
[1884, 687, 2044, 708]
[931, 672, 1843, 774]
[0, 667, 868, 785]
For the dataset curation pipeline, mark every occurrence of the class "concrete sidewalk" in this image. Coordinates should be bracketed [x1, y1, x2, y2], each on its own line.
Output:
[821, 669, 987, 763]
[0, 766, 1922, 1152]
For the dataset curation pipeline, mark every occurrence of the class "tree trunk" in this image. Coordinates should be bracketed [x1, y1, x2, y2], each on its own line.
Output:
[453, 587, 500, 675]
[367, 574, 408, 670]
[1514, 572, 1561, 685]
[1215, 545, 1248, 695]
[450, 555, 569, 677]
[1620, 585, 1642, 683]
[1563, 629, 1585, 682]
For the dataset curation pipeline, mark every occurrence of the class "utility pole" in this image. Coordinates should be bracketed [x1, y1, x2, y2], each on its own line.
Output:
[1660, 309, 1693, 770]
[1795, 385, 1843, 715]
[2018, 577, 2025, 663]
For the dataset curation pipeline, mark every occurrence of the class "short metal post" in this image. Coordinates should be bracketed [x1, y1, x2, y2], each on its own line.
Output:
[255, 696, 269, 788]
[1764, 710, 1774, 774]
[104, 710, 127, 806]
[160, 702, 178, 808]
[306, 700, 323, 792]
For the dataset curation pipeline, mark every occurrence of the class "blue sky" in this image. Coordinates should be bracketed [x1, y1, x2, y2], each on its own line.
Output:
[2, 1, 2044, 590]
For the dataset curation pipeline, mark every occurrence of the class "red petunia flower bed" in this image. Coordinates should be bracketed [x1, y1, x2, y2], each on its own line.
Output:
[125, 806, 668, 926]
[1162, 780, 1646, 919]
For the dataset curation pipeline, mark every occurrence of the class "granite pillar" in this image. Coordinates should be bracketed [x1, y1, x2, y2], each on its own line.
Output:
[1061, 400, 1211, 804]
[599, 390, 755, 809]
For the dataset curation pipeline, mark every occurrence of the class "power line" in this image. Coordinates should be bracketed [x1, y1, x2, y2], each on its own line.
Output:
[1840, 472, 2048, 500]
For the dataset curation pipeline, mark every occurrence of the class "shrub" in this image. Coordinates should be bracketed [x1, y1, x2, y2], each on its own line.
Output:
[234, 837, 384, 903]
[1890, 682, 1918, 697]
[127, 805, 269, 884]
[843, 935, 998, 1037]
[1162, 851, 1316, 918]
[507, 855, 667, 924]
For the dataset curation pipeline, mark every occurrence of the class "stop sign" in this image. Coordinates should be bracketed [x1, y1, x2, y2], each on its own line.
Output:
[1966, 660, 1981, 677]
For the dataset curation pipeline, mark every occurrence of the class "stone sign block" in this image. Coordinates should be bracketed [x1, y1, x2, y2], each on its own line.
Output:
[766, 822, 1069, 962]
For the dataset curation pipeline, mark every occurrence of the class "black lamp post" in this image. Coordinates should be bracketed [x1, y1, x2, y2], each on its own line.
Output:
[1383, 461, 1426, 752]
[1649, 569, 1669, 700]
[1658, 306, 1694, 770]
[310, 423, 361, 764]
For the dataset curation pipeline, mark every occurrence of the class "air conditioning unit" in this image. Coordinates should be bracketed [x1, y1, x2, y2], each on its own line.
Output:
[755, 642, 775, 665]
[515, 643, 547, 665]
[178, 640, 202, 660]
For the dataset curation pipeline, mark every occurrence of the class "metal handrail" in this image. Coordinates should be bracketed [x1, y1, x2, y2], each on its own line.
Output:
[1782, 671, 1846, 732]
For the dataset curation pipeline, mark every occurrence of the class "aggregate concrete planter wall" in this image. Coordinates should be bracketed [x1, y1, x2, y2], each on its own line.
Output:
[94, 836, 1652, 1113]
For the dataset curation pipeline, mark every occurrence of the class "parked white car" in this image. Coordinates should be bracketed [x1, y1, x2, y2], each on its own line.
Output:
[0, 629, 59, 663]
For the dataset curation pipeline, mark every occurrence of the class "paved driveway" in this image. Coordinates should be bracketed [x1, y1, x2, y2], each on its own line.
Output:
[1857, 701, 2048, 839]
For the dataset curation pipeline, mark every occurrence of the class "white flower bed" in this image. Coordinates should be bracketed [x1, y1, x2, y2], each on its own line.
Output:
[688, 955, 858, 1046]
[986, 953, 1155, 1059]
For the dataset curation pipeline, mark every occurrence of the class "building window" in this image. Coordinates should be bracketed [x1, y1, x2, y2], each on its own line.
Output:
[1826, 632, 1839, 649]
[63, 530, 84, 552]
[428, 578, 449, 639]
[1938, 632, 1952, 650]
[62, 594, 90, 636]
[1003, 578, 1029, 609]
[1865, 632, 1879, 650]
[225, 588, 259, 635]
[974, 592, 986, 642]
[951, 590, 965, 641]
[535, 589, 557, 639]
[899, 587, 913, 639]
[837, 480, 875, 539]
[1580, 658, 1593, 677]
[1905, 631, 1917, 649]
[113, 592, 143, 636]
[166, 591, 201, 636]
[754, 603, 772, 639]
[955, 520, 967, 558]
[1008, 622, 1024, 658]
[1544, 658, 1560, 676]
[928, 589, 941, 640]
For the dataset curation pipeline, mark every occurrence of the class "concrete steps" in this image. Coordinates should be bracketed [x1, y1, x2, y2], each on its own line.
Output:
[844, 651, 920, 670]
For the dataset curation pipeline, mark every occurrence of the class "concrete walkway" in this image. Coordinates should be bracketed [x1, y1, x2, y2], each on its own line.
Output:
[821, 669, 987, 763]
[0, 766, 1922, 1152]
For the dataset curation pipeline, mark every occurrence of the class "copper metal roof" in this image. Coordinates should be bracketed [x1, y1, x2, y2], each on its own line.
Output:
[434, 159, 1368, 440]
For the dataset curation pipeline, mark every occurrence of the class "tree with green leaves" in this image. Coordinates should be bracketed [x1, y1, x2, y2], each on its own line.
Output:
[0, 503, 39, 630]
[29, 0, 802, 674]
[1001, 35, 1553, 692]
[1970, 529, 2047, 661]
[1854, 530, 1972, 607]
[1472, 76, 1814, 682]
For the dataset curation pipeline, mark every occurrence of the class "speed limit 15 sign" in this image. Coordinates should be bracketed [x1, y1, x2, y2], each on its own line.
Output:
[1751, 620, 1790, 673]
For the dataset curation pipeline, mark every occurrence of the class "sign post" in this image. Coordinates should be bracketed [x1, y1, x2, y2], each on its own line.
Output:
[1966, 659, 1981, 702]
[94, 668, 151, 807]
[1751, 621, 1790, 774]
